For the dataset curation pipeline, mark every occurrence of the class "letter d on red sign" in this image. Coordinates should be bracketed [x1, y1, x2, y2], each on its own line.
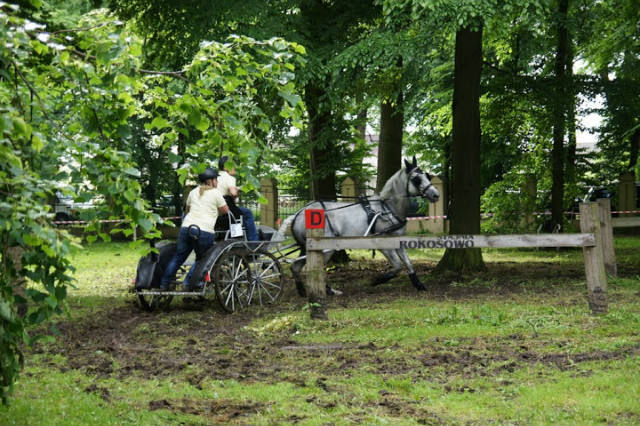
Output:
[305, 209, 325, 229]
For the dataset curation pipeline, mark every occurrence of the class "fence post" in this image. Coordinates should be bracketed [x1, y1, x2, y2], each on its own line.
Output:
[306, 228, 327, 320]
[619, 172, 636, 212]
[579, 202, 608, 315]
[260, 178, 278, 229]
[597, 198, 617, 277]
[429, 176, 446, 233]
[341, 177, 357, 200]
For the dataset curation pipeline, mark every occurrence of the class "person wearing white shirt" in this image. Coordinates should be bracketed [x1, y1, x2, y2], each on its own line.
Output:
[159, 167, 229, 291]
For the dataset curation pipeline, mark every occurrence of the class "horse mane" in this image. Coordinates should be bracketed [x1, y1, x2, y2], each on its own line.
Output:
[379, 168, 406, 199]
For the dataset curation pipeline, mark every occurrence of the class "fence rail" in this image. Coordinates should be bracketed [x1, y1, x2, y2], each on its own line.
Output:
[307, 233, 596, 251]
[303, 202, 613, 319]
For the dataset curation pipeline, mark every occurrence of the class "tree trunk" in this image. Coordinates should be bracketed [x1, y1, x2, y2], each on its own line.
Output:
[356, 107, 367, 142]
[172, 132, 187, 217]
[629, 128, 640, 171]
[306, 84, 337, 200]
[550, 0, 570, 231]
[376, 57, 404, 193]
[565, 42, 577, 185]
[435, 26, 486, 274]
[376, 91, 404, 193]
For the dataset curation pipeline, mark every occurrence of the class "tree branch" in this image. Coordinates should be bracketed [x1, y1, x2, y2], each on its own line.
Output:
[10, 59, 65, 134]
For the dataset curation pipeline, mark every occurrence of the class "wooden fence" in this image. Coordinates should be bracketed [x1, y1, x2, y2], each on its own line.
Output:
[304, 201, 619, 319]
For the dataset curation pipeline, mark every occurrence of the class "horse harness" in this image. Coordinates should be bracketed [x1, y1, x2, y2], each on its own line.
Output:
[296, 167, 430, 238]
[359, 167, 431, 236]
[357, 196, 407, 236]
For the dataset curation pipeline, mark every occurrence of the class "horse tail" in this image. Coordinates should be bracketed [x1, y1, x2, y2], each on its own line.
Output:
[279, 201, 318, 237]
[278, 214, 297, 236]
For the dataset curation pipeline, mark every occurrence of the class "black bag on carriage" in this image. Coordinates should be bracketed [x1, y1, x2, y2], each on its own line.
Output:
[215, 196, 243, 231]
[134, 242, 178, 290]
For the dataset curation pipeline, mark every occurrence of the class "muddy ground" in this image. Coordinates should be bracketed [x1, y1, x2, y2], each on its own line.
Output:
[29, 257, 640, 424]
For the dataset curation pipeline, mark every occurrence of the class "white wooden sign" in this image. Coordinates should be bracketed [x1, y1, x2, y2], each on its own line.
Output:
[307, 233, 596, 251]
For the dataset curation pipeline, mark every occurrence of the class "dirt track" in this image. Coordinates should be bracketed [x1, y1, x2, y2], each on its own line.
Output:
[29, 257, 640, 423]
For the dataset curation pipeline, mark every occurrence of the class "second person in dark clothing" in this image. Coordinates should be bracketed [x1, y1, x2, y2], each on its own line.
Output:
[216, 156, 259, 241]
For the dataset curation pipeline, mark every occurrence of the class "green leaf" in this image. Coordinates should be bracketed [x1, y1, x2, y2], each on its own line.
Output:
[124, 167, 141, 177]
[196, 116, 210, 132]
[0, 301, 13, 322]
[187, 109, 202, 127]
[129, 43, 142, 56]
[168, 152, 183, 163]
[45, 295, 58, 309]
[278, 91, 302, 107]
[138, 218, 153, 232]
[150, 116, 170, 130]
[23, 234, 42, 247]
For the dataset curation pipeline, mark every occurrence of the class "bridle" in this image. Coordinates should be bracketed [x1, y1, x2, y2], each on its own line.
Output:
[406, 167, 434, 198]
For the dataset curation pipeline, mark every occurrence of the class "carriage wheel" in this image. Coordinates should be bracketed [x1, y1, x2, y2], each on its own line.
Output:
[137, 292, 173, 312]
[213, 250, 253, 313]
[244, 249, 284, 306]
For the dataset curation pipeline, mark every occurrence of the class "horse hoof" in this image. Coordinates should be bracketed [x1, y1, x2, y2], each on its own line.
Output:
[409, 273, 426, 291]
[371, 272, 395, 286]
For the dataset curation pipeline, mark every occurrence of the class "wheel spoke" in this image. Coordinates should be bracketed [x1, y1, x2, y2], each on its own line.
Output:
[214, 250, 252, 313]
[246, 250, 283, 306]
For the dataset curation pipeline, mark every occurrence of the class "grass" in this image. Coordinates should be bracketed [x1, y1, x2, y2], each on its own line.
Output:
[2, 236, 640, 425]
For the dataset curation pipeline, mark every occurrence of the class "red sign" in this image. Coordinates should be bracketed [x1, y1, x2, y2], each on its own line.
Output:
[305, 209, 325, 229]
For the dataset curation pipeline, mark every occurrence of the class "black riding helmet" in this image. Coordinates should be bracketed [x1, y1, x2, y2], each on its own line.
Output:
[218, 155, 229, 171]
[198, 167, 219, 183]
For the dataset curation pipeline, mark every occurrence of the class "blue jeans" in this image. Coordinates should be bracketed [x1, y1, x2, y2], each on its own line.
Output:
[160, 226, 215, 289]
[238, 206, 258, 241]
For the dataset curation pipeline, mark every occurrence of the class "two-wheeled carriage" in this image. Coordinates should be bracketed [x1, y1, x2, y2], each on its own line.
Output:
[134, 212, 286, 313]
[134, 156, 440, 310]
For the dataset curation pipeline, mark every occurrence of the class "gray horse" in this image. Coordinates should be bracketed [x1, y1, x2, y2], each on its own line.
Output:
[279, 156, 440, 295]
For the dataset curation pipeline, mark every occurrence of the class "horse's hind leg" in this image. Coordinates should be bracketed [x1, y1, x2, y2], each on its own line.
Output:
[322, 250, 342, 296]
[372, 249, 403, 286]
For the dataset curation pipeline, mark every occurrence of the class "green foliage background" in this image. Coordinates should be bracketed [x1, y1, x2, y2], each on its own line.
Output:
[0, 3, 305, 403]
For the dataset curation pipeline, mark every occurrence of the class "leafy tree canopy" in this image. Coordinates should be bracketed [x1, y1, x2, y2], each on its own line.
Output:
[1, 2, 304, 403]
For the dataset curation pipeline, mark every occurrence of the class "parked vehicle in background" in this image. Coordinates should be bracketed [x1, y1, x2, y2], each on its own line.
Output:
[583, 186, 614, 203]
[572, 181, 640, 214]
[152, 194, 177, 218]
[53, 191, 94, 222]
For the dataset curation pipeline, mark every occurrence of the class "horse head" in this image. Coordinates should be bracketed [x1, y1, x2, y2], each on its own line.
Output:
[404, 156, 440, 203]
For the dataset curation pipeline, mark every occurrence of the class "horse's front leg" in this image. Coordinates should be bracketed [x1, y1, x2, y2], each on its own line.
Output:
[372, 249, 404, 286]
[396, 248, 427, 291]
[291, 256, 307, 297]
